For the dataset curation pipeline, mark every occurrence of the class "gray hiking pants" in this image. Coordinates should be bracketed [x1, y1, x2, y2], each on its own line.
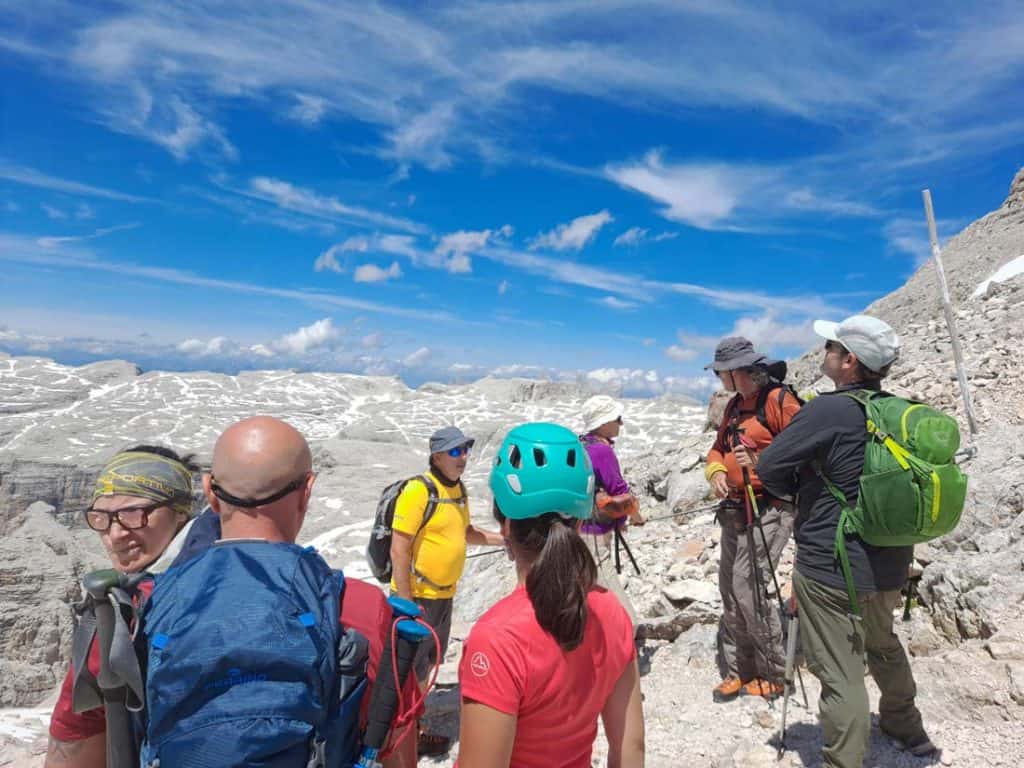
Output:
[794, 569, 925, 768]
[583, 529, 638, 629]
[717, 500, 793, 682]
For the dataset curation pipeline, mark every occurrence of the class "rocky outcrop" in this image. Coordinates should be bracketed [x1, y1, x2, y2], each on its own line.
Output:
[0, 503, 105, 707]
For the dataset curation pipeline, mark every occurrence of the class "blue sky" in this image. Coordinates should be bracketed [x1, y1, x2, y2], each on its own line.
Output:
[2, 2, 1023, 397]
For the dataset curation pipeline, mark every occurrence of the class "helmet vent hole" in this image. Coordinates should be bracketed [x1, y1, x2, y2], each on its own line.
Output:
[508, 445, 522, 469]
[566, 448, 576, 467]
[533, 447, 546, 467]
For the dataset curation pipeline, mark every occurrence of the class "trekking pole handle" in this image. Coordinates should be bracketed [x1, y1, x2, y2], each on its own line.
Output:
[82, 570, 121, 690]
[359, 598, 429, 760]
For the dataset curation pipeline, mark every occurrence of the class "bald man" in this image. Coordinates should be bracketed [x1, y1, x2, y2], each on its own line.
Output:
[203, 415, 315, 543]
[197, 416, 416, 767]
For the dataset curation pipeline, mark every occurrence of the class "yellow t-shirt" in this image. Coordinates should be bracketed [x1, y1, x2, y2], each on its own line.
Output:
[390, 471, 470, 600]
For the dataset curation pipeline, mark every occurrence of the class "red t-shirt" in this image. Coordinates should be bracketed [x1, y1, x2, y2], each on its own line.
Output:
[458, 585, 635, 768]
[49, 577, 416, 741]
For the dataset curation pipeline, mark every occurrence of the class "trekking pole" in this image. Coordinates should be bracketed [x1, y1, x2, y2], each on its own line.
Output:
[641, 500, 721, 524]
[777, 602, 801, 760]
[465, 548, 506, 560]
[82, 569, 140, 768]
[613, 525, 642, 576]
[744, 479, 809, 710]
[922, 189, 979, 452]
[357, 597, 430, 768]
[740, 468, 776, 709]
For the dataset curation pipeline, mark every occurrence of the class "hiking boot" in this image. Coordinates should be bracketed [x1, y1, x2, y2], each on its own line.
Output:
[739, 678, 784, 700]
[881, 726, 937, 756]
[712, 676, 744, 702]
[417, 732, 452, 757]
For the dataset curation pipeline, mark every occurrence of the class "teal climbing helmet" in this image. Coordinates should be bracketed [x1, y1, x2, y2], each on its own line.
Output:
[489, 422, 595, 520]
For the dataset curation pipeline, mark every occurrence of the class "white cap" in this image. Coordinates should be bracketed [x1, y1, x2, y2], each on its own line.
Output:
[582, 395, 624, 433]
[813, 314, 900, 373]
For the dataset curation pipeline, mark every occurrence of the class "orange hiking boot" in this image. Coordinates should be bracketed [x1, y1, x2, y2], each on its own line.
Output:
[739, 678, 784, 700]
[712, 676, 745, 703]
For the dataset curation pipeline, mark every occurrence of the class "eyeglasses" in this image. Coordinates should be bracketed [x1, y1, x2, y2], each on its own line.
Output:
[209, 474, 309, 509]
[447, 445, 471, 458]
[85, 501, 164, 532]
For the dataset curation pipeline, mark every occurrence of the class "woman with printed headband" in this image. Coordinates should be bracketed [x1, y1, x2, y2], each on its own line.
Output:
[46, 445, 214, 768]
[456, 423, 644, 768]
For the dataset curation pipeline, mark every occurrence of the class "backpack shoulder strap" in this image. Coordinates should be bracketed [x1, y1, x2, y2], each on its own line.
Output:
[754, 383, 784, 435]
[811, 462, 862, 619]
[416, 474, 441, 533]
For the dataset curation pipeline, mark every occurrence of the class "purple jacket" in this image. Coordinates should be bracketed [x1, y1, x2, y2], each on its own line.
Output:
[580, 434, 630, 534]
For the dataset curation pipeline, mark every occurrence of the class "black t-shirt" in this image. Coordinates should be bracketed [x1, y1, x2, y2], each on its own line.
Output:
[757, 383, 912, 593]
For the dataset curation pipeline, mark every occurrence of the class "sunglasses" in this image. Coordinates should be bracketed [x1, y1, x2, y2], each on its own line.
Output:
[209, 473, 309, 508]
[84, 500, 164, 532]
[447, 445, 471, 458]
[824, 340, 848, 354]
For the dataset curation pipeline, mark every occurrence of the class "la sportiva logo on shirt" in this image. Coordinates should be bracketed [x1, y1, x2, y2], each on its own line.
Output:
[470, 652, 490, 678]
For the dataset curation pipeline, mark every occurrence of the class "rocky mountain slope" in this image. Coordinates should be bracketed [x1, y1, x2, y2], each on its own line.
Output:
[1, 168, 1022, 766]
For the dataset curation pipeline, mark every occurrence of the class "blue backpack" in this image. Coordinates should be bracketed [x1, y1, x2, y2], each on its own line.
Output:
[139, 540, 368, 768]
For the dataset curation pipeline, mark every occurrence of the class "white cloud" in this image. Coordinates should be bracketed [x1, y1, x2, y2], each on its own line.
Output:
[665, 345, 699, 362]
[314, 244, 345, 273]
[530, 210, 613, 252]
[595, 296, 639, 311]
[289, 93, 329, 126]
[613, 227, 648, 247]
[75, 203, 96, 220]
[607, 151, 770, 230]
[361, 332, 382, 349]
[433, 226, 513, 274]
[108, 92, 238, 162]
[403, 346, 432, 368]
[497, 279, 509, 295]
[240, 177, 427, 234]
[354, 261, 402, 283]
[41, 204, 67, 220]
[177, 336, 233, 356]
[729, 312, 817, 353]
[274, 318, 342, 355]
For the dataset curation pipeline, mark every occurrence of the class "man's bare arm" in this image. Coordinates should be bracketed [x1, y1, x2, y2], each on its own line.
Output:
[44, 734, 106, 768]
[390, 530, 415, 601]
[465, 525, 503, 547]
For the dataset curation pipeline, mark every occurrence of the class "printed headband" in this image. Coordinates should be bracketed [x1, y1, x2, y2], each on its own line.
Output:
[92, 451, 194, 517]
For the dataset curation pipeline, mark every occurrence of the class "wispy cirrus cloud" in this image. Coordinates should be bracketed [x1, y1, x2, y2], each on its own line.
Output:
[529, 210, 613, 251]
[36, 223, 140, 248]
[0, 233, 452, 323]
[233, 177, 428, 234]
[3, 3, 1024, 173]
[0, 164, 151, 203]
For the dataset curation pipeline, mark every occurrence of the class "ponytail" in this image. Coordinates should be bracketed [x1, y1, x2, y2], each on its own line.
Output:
[502, 510, 597, 651]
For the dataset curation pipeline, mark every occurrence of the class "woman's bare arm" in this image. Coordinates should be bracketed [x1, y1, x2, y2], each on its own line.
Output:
[601, 659, 645, 768]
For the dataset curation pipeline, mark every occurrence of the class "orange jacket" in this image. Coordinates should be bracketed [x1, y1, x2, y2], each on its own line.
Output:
[705, 386, 802, 497]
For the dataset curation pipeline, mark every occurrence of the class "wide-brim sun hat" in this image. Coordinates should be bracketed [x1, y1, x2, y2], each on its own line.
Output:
[490, 422, 595, 520]
[582, 395, 623, 433]
[813, 314, 900, 373]
[704, 336, 767, 372]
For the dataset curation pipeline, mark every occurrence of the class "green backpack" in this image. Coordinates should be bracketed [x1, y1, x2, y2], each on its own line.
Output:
[819, 390, 968, 616]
